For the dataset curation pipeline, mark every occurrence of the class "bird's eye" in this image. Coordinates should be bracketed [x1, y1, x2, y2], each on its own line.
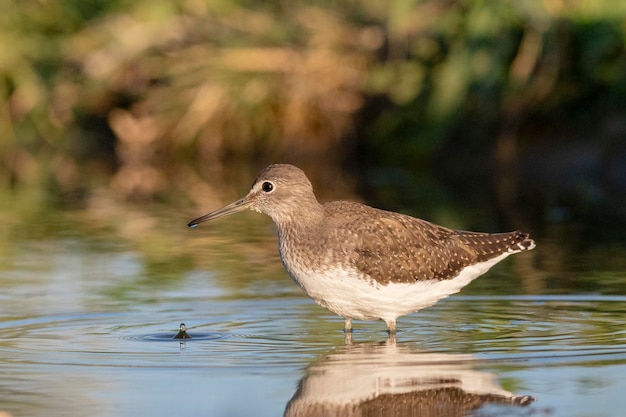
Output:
[261, 181, 274, 193]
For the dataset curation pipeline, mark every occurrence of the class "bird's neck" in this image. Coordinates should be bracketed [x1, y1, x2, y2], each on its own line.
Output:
[273, 199, 324, 236]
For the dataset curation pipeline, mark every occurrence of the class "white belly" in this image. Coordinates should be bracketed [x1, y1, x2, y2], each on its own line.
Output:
[285, 252, 512, 323]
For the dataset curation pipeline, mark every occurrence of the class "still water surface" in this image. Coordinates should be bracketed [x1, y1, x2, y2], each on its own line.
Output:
[0, 208, 624, 417]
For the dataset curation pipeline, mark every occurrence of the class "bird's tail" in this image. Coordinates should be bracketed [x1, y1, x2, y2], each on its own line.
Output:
[454, 230, 535, 262]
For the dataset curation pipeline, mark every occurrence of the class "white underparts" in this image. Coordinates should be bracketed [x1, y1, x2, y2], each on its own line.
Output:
[287, 252, 514, 323]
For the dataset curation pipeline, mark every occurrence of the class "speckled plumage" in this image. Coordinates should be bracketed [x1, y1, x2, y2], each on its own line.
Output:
[189, 164, 536, 333]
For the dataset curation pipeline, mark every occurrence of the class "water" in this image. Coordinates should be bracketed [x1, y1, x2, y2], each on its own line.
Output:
[0, 208, 625, 417]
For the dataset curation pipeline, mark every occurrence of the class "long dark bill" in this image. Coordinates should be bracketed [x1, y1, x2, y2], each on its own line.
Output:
[187, 198, 252, 228]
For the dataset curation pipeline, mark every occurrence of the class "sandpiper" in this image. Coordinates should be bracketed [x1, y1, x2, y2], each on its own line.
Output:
[188, 164, 535, 333]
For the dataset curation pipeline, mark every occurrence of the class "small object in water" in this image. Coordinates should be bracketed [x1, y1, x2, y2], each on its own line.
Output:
[174, 323, 192, 339]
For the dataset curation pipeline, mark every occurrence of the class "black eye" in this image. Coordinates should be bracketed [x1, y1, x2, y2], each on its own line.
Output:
[261, 181, 274, 192]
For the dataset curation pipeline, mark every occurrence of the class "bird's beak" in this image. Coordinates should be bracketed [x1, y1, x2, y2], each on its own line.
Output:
[187, 197, 252, 228]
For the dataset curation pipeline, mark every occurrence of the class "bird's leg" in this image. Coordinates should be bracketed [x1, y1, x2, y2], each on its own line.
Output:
[344, 318, 353, 333]
[344, 331, 353, 345]
[386, 319, 396, 335]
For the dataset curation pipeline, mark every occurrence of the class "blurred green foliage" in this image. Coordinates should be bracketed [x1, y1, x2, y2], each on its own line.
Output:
[1, 0, 625, 219]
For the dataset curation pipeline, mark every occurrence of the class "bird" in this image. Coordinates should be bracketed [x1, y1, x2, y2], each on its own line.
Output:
[188, 164, 535, 334]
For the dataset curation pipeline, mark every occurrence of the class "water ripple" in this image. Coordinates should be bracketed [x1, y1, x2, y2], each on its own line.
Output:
[0, 295, 624, 371]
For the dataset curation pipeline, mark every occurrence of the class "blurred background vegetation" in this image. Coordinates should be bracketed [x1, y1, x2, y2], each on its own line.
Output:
[1, 0, 625, 252]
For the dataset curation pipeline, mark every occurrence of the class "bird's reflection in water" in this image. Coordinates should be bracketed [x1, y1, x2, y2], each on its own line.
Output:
[284, 337, 533, 417]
